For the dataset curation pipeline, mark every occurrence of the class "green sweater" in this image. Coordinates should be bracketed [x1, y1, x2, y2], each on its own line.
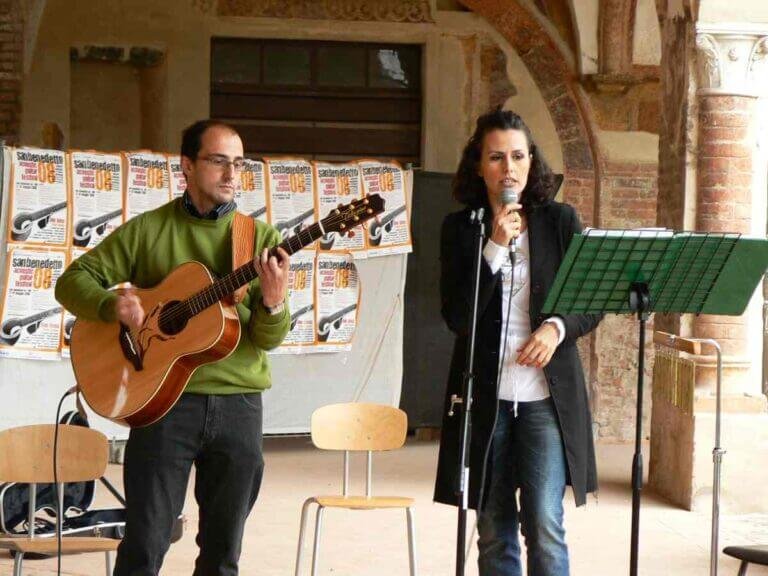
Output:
[55, 198, 290, 394]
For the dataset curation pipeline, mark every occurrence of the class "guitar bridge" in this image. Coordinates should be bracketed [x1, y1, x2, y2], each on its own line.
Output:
[119, 323, 143, 371]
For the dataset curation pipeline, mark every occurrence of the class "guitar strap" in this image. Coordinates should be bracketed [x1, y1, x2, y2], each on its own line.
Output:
[230, 212, 255, 305]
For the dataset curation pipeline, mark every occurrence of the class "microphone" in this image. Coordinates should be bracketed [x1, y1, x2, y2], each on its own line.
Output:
[501, 187, 519, 252]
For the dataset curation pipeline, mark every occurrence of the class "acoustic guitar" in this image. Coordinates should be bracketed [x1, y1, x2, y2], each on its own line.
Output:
[70, 194, 384, 427]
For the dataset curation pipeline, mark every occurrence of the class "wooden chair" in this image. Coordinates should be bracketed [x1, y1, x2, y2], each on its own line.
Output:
[294, 403, 417, 576]
[0, 424, 119, 576]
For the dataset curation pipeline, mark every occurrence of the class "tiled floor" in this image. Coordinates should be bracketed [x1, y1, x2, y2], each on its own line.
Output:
[2, 439, 767, 575]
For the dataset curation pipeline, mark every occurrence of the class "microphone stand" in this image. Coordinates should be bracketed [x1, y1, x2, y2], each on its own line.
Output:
[452, 208, 486, 576]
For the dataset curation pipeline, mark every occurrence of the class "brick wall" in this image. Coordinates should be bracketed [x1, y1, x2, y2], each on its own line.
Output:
[562, 170, 595, 227]
[0, 0, 22, 145]
[600, 161, 658, 228]
[696, 95, 754, 235]
[593, 316, 655, 440]
[589, 160, 658, 440]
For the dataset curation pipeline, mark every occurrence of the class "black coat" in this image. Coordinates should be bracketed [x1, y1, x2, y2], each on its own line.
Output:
[433, 200, 602, 509]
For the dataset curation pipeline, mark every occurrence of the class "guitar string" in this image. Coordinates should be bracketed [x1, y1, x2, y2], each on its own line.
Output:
[155, 207, 377, 327]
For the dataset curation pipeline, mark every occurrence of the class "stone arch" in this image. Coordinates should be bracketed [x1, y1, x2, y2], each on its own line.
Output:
[461, 0, 601, 225]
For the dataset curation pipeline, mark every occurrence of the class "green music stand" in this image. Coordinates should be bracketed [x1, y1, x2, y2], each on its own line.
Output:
[542, 229, 768, 576]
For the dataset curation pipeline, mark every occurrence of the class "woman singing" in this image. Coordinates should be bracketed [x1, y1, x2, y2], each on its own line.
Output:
[434, 108, 602, 576]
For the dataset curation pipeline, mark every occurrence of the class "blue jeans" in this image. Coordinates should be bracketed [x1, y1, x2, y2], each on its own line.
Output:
[114, 393, 264, 576]
[477, 398, 569, 576]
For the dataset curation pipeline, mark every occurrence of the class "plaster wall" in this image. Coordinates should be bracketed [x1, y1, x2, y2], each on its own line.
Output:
[21, 1, 563, 176]
[698, 0, 768, 24]
[633, 0, 662, 65]
[599, 130, 659, 163]
[570, 0, 599, 74]
[70, 61, 142, 151]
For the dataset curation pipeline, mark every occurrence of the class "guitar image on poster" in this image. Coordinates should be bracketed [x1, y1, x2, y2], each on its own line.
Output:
[11, 202, 67, 242]
[248, 206, 267, 219]
[316, 304, 357, 343]
[289, 304, 314, 332]
[0, 307, 62, 346]
[72, 209, 123, 247]
[367, 204, 407, 247]
[275, 208, 315, 240]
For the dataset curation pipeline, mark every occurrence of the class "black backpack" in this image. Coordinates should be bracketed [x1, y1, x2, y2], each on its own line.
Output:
[0, 411, 125, 539]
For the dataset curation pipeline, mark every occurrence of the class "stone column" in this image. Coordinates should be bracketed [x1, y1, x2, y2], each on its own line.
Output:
[598, 0, 635, 76]
[694, 25, 768, 403]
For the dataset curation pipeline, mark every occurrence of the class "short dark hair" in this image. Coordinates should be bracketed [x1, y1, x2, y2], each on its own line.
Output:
[180, 120, 239, 160]
[453, 107, 558, 211]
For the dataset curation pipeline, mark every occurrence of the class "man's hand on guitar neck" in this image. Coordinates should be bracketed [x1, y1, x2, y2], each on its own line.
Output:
[115, 287, 146, 330]
[254, 247, 290, 311]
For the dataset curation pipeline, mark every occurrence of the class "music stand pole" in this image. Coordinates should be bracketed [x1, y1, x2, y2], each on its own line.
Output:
[628, 282, 650, 576]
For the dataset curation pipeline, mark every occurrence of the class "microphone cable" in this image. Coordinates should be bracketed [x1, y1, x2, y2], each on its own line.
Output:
[53, 385, 78, 576]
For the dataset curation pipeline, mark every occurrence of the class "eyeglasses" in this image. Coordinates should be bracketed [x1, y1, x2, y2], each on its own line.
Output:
[199, 155, 246, 172]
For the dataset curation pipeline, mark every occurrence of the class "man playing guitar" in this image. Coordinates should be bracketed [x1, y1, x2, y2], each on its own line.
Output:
[55, 120, 290, 576]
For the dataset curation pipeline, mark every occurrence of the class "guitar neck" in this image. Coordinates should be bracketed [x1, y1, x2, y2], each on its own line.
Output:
[184, 221, 325, 315]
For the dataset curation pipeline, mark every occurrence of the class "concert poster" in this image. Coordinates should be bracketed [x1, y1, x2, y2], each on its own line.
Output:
[0, 247, 67, 360]
[58, 248, 87, 358]
[69, 151, 124, 249]
[313, 252, 360, 351]
[264, 158, 317, 247]
[235, 159, 268, 223]
[313, 161, 367, 257]
[358, 160, 413, 258]
[167, 155, 187, 200]
[124, 152, 171, 220]
[6, 148, 69, 247]
[271, 251, 317, 354]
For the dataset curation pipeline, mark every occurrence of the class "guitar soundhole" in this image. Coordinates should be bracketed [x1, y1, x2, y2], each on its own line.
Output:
[158, 301, 189, 336]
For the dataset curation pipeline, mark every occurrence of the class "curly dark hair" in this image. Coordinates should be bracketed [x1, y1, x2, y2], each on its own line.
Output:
[453, 108, 558, 211]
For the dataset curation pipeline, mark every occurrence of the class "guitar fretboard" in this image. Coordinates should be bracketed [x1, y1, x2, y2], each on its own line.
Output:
[184, 222, 325, 315]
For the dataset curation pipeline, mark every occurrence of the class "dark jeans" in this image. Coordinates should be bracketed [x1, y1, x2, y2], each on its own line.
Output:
[114, 393, 265, 576]
[477, 398, 569, 576]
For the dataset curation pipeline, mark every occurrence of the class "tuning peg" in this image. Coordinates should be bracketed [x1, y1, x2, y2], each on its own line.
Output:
[340, 223, 346, 230]
[338, 203, 344, 209]
[353, 216, 359, 222]
[363, 198, 369, 204]
[367, 208, 373, 214]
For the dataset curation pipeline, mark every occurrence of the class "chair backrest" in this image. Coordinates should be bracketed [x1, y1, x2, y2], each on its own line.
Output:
[311, 403, 407, 451]
[0, 424, 108, 483]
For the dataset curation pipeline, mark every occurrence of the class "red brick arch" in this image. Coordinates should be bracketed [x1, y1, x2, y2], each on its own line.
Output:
[461, 0, 600, 225]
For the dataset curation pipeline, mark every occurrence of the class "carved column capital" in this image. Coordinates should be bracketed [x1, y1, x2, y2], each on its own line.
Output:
[695, 24, 768, 97]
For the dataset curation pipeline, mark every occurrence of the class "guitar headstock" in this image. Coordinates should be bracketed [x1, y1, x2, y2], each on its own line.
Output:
[322, 194, 386, 236]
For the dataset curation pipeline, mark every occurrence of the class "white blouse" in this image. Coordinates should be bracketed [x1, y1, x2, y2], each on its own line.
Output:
[483, 232, 565, 415]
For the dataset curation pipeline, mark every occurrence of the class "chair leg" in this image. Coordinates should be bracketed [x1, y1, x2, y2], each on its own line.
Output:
[310, 506, 326, 576]
[13, 551, 23, 576]
[737, 560, 748, 576]
[295, 498, 315, 576]
[406, 507, 418, 576]
[105, 550, 113, 576]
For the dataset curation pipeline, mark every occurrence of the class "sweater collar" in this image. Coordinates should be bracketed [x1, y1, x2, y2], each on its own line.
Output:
[182, 191, 236, 220]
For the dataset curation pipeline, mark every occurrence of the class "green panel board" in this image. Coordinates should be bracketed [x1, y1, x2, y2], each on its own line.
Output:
[543, 230, 768, 317]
